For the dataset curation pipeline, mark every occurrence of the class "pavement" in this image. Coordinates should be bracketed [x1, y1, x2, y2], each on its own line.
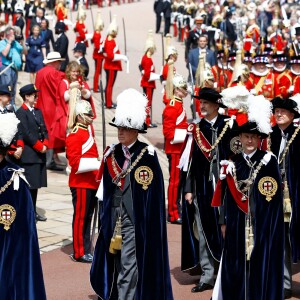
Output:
[11, 0, 300, 299]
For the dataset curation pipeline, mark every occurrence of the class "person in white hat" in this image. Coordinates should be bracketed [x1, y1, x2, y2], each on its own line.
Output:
[91, 89, 174, 300]
[35, 51, 65, 170]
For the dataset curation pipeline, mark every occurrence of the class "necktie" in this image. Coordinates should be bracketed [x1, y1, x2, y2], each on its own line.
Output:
[122, 146, 131, 171]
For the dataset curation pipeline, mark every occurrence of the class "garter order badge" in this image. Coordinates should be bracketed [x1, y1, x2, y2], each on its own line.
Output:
[258, 177, 278, 202]
[0, 204, 16, 230]
[230, 136, 242, 154]
[134, 166, 153, 190]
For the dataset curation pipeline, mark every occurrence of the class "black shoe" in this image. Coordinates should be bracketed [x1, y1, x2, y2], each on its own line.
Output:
[191, 282, 213, 293]
[47, 163, 64, 171]
[148, 123, 158, 128]
[168, 218, 182, 225]
[36, 213, 47, 222]
[70, 254, 93, 263]
[284, 289, 292, 299]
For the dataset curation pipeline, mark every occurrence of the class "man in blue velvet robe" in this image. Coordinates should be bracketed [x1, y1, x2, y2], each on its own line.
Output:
[179, 88, 237, 293]
[270, 97, 300, 299]
[211, 121, 284, 300]
[0, 113, 46, 300]
[90, 89, 173, 300]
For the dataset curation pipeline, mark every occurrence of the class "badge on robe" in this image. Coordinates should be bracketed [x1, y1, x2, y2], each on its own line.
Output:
[258, 176, 278, 201]
[0, 204, 16, 230]
[134, 166, 153, 190]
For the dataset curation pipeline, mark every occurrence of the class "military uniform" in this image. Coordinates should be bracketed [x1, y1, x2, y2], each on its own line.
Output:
[163, 96, 188, 222]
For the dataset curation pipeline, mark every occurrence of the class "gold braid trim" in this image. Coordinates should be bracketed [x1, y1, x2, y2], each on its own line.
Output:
[279, 126, 300, 164]
[111, 146, 148, 183]
[195, 121, 230, 153]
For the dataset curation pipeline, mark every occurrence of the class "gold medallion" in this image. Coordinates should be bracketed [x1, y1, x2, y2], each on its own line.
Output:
[258, 177, 278, 201]
[134, 166, 153, 190]
[230, 136, 242, 154]
[0, 204, 16, 230]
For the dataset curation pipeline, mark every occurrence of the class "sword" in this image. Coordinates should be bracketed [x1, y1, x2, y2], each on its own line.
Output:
[161, 32, 165, 66]
[122, 17, 127, 56]
[0, 62, 14, 75]
[100, 79, 106, 151]
[90, 200, 99, 254]
[189, 63, 196, 120]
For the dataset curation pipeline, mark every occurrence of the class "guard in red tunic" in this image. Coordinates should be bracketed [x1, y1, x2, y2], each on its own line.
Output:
[243, 13, 260, 53]
[249, 55, 275, 100]
[212, 49, 231, 92]
[161, 45, 178, 105]
[66, 100, 100, 263]
[92, 11, 105, 93]
[140, 30, 160, 128]
[272, 53, 293, 98]
[163, 74, 188, 224]
[103, 15, 128, 108]
[74, 4, 88, 47]
[55, 0, 69, 30]
[290, 56, 300, 95]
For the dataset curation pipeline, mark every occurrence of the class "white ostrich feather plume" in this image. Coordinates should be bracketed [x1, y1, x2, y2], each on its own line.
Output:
[114, 89, 147, 130]
[0, 113, 20, 147]
[221, 86, 250, 110]
[290, 93, 300, 110]
[247, 95, 272, 134]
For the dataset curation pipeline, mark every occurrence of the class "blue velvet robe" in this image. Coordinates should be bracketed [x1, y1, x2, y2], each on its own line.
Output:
[90, 140, 173, 300]
[271, 123, 300, 263]
[181, 115, 234, 270]
[0, 159, 46, 300]
[219, 150, 284, 300]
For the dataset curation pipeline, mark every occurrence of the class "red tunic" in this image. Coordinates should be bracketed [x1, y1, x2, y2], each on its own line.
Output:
[92, 31, 104, 60]
[249, 71, 275, 100]
[293, 75, 300, 95]
[243, 24, 260, 52]
[74, 21, 88, 47]
[103, 36, 122, 71]
[35, 65, 65, 148]
[66, 124, 99, 190]
[273, 70, 293, 98]
[140, 54, 156, 89]
[163, 97, 188, 154]
[212, 65, 232, 92]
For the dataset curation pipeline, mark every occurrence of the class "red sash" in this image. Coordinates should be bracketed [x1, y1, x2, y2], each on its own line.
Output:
[212, 165, 249, 214]
[106, 155, 126, 190]
[194, 126, 212, 161]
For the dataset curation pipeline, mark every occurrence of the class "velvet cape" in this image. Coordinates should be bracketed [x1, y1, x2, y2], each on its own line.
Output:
[271, 123, 300, 263]
[181, 115, 235, 270]
[217, 150, 284, 300]
[0, 159, 46, 300]
[90, 140, 173, 300]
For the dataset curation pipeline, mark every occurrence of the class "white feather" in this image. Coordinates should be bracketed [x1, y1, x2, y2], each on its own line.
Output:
[247, 95, 272, 134]
[0, 113, 20, 147]
[290, 93, 300, 110]
[221, 86, 250, 110]
[114, 89, 147, 130]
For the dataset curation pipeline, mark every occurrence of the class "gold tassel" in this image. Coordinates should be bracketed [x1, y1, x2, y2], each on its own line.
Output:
[283, 180, 292, 222]
[246, 217, 254, 261]
[109, 217, 122, 254]
[195, 51, 206, 88]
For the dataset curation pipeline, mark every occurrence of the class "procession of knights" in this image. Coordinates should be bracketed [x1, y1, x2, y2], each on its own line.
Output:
[0, 0, 300, 299]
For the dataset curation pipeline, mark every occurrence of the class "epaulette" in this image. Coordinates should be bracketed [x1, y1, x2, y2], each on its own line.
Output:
[169, 99, 175, 106]
[71, 126, 79, 134]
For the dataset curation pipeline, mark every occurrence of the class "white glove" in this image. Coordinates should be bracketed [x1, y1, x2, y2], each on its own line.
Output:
[288, 85, 294, 93]
[250, 89, 257, 95]
[85, 33, 93, 41]
[113, 54, 128, 62]
[149, 72, 160, 81]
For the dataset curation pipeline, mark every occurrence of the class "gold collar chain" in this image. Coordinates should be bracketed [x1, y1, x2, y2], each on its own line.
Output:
[233, 159, 264, 193]
[279, 126, 300, 164]
[111, 146, 148, 182]
[196, 121, 230, 153]
[0, 177, 14, 195]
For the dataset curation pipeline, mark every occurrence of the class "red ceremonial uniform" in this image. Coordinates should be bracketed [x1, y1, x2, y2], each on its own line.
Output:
[66, 123, 99, 260]
[212, 65, 232, 92]
[273, 69, 293, 98]
[269, 32, 285, 53]
[140, 54, 156, 126]
[55, 3, 68, 30]
[293, 75, 300, 95]
[74, 21, 88, 47]
[103, 36, 122, 108]
[250, 70, 275, 100]
[163, 96, 188, 222]
[35, 65, 65, 149]
[92, 31, 104, 92]
[50, 79, 96, 151]
[243, 24, 260, 52]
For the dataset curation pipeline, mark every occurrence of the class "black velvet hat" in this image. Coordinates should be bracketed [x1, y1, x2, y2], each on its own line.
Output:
[235, 121, 268, 138]
[272, 97, 300, 118]
[193, 87, 227, 108]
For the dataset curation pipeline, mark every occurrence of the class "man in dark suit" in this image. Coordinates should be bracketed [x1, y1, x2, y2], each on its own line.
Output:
[188, 34, 216, 80]
[73, 42, 89, 79]
[40, 18, 54, 54]
[30, 7, 44, 33]
[16, 84, 48, 222]
[154, 0, 164, 33]
[53, 21, 69, 72]
[162, 0, 172, 36]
